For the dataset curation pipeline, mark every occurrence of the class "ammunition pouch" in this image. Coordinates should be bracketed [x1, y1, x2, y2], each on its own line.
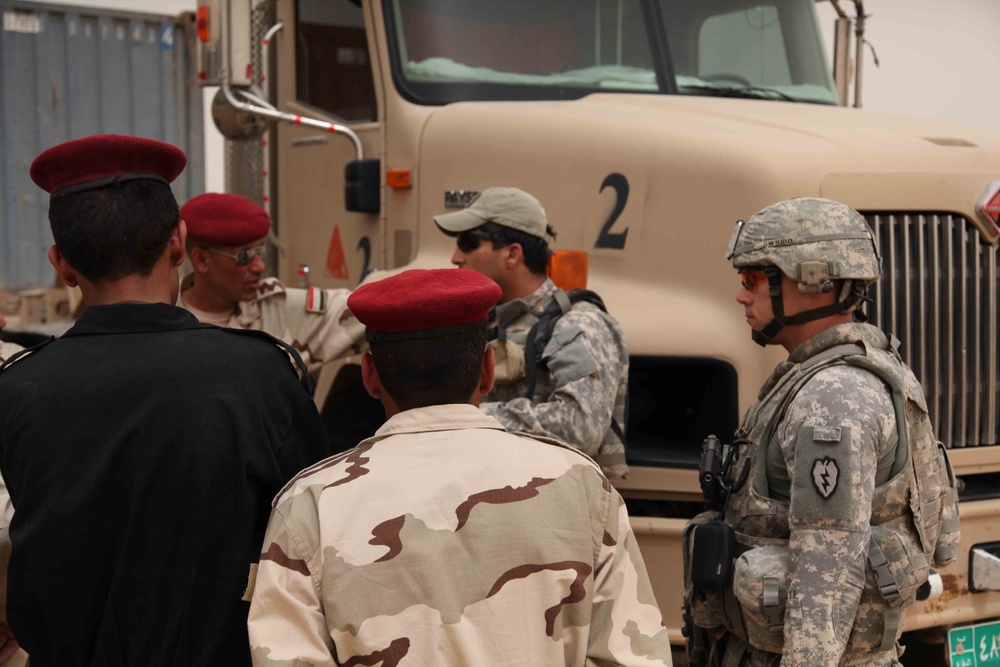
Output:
[684, 511, 732, 667]
[488, 338, 525, 385]
[732, 546, 788, 654]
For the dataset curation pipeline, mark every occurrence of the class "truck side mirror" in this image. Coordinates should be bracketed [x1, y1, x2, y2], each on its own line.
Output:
[345, 159, 380, 213]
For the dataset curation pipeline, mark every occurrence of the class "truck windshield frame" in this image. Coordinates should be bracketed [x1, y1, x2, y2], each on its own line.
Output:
[382, 0, 838, 106]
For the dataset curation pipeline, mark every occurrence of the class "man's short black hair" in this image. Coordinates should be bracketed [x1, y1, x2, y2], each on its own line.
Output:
[369, 327, 487, 411]
[48, 181, 180, 282]
[480, 222, 552, 276]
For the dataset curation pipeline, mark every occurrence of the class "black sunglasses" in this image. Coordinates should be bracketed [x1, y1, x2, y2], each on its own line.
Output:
[456, 230, 505, 253]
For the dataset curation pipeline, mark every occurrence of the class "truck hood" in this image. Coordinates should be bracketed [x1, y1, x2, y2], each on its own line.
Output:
[419, 94, 1000, 239]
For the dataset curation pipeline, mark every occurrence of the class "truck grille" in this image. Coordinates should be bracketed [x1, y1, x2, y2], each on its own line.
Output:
[865, 213, 998, 448]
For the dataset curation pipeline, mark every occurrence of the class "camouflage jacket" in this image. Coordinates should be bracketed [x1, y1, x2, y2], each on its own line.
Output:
[247, 404, 671, 666]
[482, 279, 629, 479]
[179, 275, 364, 378]
[723, 322, 931, 666]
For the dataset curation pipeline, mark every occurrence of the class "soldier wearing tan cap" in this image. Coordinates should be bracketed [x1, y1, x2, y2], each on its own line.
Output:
[435, 187, 630, 480]
[247, 268, 672, 667]
[179, 192, 363, 379]
[0, 134, 330, 666]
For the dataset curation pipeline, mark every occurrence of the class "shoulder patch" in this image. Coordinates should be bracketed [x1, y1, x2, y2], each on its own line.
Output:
[257, 277, 285, 299]
[305, 285, 327, 314]
[811, 456, 840, 498]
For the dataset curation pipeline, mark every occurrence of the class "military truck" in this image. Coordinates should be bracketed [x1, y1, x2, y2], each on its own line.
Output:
[198, 0, 1000, 660]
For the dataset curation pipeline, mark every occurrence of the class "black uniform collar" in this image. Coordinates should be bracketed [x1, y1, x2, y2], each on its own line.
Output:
[64, 302, 209, 337]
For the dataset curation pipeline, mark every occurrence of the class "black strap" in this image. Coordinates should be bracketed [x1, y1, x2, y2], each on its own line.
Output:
[522, 288, 627, 446]
[523, 290, 574, 399]
[0, 337, 57, 374]
[218, 327, 315, 397]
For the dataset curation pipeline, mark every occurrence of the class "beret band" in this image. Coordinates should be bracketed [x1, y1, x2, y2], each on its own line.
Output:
[365, 318, 489, 344]
[51, 173, 169, 200]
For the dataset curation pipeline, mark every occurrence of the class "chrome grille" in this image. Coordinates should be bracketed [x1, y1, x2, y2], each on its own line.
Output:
[865, 213, 998, 449]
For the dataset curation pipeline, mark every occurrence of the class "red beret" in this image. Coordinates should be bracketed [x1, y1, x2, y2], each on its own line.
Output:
[30, 134, 186, 196]
[181, 193, 270, 246]
[348, 269, 501, 341]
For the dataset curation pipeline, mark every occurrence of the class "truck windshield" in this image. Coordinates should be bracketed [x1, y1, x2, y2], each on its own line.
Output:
[385, 0, 838, 105]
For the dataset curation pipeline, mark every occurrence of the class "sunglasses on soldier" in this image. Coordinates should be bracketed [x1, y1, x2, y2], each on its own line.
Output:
[738, 268, 768, 292]
[208, 244, 268, 267]
[456, 229, 506, 253]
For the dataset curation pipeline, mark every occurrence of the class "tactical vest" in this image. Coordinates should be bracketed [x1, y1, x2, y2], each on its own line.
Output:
[487, 287, 628, 476]
[685, 328, 960, 664]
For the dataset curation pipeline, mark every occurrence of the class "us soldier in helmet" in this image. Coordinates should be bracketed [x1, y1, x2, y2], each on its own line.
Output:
[435, 187, 630, 479]
[683, 198, 960, 666]
[247, 268, 672, 666]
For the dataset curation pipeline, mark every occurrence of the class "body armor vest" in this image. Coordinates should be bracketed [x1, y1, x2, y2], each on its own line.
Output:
[685, 324, 959, 665]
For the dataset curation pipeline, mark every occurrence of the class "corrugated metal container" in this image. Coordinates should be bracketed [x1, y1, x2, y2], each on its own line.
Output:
[0, 1, 203, 290]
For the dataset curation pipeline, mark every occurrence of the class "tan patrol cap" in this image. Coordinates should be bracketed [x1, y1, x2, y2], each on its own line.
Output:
[434, 187, 554, 243]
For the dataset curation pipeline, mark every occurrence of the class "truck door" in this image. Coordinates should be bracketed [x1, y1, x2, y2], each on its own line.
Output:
[276, 0, 382, 288]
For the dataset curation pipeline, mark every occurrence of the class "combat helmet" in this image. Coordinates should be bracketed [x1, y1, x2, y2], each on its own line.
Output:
[725, 197, 881, 346]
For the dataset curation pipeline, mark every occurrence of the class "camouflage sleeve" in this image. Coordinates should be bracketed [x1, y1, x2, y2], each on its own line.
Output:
[588, 490, 673, 665]
[312, 287, 365, 364]
[248, 505, 335, 667]
[778, 366, 894, 667]
[482, 309, 625, 457]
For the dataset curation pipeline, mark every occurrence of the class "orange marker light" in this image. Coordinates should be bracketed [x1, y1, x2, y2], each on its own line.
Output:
[548, 250, 588, 291]
[386, 169, 412, 189]
[197, 6, 210, 42]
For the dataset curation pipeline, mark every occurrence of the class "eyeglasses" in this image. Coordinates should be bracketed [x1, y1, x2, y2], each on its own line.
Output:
[738, 268, 767, 292]
[207, 245, 268, 267]
[456, 230, 504, 254]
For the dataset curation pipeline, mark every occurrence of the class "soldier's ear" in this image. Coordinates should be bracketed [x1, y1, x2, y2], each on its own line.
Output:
[360, 352, 382, 400]
[169, 220, 187, 268]
[48, 245, 79, 288]
[503, 242, 524, 270]
[479, 345, 496, 396]
[189, 245, 210, 273]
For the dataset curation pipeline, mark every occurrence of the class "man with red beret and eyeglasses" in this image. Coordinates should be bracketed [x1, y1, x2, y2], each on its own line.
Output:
[0, 134, 330, 666]
[178, 192, 363, 380]
[246, 268, 672, 667]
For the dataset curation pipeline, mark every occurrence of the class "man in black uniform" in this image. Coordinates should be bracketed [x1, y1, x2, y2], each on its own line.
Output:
[0, 134, 330, 666]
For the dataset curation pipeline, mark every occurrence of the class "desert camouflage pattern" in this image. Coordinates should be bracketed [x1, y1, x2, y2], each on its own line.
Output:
[180, 275, 364, 378]
[248, 404, 671, 666]
[481, 279, 630, 479]
[688, 322, 957, 667]
[726, 197, 881, 283]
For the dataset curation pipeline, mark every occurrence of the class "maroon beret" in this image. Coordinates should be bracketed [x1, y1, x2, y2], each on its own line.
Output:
[348, 269, 501, 341]
[181, 193, 270, 246]
[30, 134, 186, 197]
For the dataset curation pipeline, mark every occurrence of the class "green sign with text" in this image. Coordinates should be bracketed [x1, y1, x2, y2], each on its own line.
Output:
[950, 621, 1000, 667]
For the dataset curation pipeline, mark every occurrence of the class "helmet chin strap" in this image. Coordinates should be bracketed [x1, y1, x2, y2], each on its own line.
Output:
[751, 266, 863, 347]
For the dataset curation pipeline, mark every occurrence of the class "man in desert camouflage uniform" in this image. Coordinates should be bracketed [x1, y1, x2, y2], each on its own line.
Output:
[683, 198, 960, 667]
[248, 268, 671, 666]
[435, 187, 630, 479]
[179, 192, 363, 379]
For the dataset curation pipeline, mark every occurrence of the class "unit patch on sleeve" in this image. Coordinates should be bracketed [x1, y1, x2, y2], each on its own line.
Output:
[305, 286, 327, 314]
[811, 456, 840, 499]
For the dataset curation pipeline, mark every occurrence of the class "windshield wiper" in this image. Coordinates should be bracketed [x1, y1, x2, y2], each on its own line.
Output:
[679, 83, 798, 102]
